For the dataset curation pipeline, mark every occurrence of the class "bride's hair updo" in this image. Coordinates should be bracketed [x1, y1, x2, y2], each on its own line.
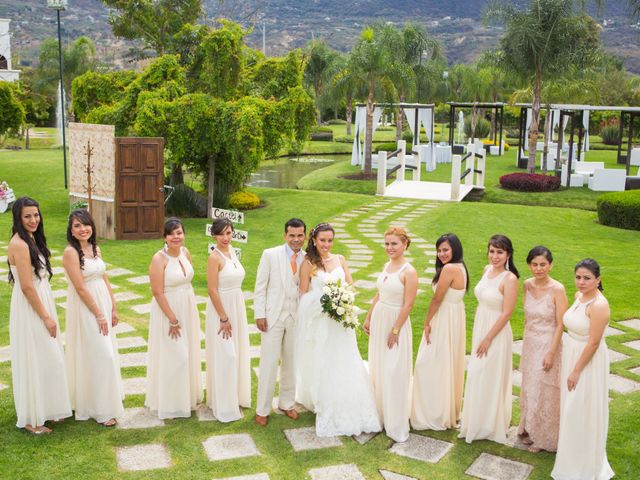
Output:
[305, 222, 335, 274]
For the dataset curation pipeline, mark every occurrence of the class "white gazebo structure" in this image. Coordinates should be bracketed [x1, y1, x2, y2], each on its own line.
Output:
[0, 19, 20, 82]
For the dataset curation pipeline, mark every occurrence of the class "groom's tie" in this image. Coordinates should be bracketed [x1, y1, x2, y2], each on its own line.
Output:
[291, 251, 298, 274]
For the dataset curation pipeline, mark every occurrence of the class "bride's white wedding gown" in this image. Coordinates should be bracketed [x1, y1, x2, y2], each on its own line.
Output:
[295, 266, 381, 437]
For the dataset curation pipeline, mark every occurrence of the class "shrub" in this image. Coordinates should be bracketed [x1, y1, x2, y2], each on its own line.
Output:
[401, 130, 429, 144]
[326, 119, 347, 125]
[229, 190, 261, 210]
[499, 173, 561, 192]
[165, 184, 208, 217]
[600, 124, 620, 146]
[464, 117, 491, 139]
[69, 200, 88, 212]
[376, 126, 395, 131]
[482, 139, 510, 151]
[597, 190, 640, 231]
[373, 142, 398, 153]
[310, 126, 333, 141]
[334, 135, 354, 143]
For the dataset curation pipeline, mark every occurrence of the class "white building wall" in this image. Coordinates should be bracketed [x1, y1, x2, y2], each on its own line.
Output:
[0, 18, 20, 82]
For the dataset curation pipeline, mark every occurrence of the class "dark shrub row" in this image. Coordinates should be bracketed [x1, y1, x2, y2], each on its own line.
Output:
[597, 190, 640, 231]
[499, 173, 561, 192]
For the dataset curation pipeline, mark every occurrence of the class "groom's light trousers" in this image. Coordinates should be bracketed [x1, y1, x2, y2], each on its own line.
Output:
[255, 314, 297, 417]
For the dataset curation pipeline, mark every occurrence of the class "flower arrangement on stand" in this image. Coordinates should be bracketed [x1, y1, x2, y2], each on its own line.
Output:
[0, 181, 14, 214]
[320, 279, 359, 329]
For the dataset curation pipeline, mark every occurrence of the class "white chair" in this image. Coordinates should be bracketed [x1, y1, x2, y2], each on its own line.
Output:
[543, 150, 557, 171]
[630, 147, 640, 167]
[561, 164, 585, 187]
[588, 169, 626, 192]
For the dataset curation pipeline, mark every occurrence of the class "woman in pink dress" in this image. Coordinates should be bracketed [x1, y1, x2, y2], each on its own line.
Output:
[517, 246, 567, 452]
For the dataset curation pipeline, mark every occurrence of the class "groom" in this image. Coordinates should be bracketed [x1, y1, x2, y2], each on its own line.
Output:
[254, 218, 306, 426]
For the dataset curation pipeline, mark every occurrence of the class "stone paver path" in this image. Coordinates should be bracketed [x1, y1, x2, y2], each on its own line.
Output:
[465, 452, 533, 480]
[115, 443, 171, 471]
[213, 475, 269, 480]
[117, 408, 165, 430]
[379, 470, 417, 480]
[308, 464, 365, 480]
[202, 433, 260, 461]
[284, 426, 342, 451]
[388, 433, 453, 464]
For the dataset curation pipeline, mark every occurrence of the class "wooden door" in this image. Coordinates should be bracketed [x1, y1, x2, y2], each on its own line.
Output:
[115, 137, 165, 240]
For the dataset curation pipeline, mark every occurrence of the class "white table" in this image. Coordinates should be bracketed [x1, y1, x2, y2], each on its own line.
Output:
[435, 145, 452, 164]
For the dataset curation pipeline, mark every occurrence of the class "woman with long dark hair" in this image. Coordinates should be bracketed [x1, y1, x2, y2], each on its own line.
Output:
[205, 218, 250, 422]
[552, 259, 614, 480]
[459, 234, 519, 444]
[145, 218, 203, 419]
[412, 233, 468, 431]
[7, 197, 71, 434]
[517, 246, 567, 452]
[295, 222, 381, 437]
[63, 209, 123, 426]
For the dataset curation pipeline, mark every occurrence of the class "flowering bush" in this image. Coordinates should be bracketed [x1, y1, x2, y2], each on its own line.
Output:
[499, 172, 561, 192]
[320, 279, 359, 329]
[0, 181, 10, 199]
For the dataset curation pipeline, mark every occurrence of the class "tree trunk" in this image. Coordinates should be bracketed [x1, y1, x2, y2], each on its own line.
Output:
[170, 163, 183, 185]
[315, 83, 322, 126]
[395, 108, 402, 142]
[345, 96, 353, 137]
[25, 127, 30, 150]
[542, 105, 552, 173]
[471, 105, 479, 140]
[207, 154, 216, 219]
[364, 92, 374, 175]
[528, 71, 542, 174]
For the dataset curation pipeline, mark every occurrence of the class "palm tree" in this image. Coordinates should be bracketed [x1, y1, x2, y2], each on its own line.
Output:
[303, 40, 340, 125]
[493, 0, 601, 173]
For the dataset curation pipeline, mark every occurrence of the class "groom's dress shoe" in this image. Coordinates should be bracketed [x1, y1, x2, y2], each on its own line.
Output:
[283, 408, 299, 420]
[255, 414, 269, 426]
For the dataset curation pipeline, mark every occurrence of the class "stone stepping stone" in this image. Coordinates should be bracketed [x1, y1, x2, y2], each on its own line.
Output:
[411, 238, 428, 244]
[342, 212, 359, 217]
[362, 232, 383, 238]
[106, 268, 133, 277]
[118, 336, 147, 350]
[271, 397, 308, 414]
[512, 370, 522, 387]
[195, 404, 216, 422]
[388, 433, 453, 464]
[0, 345, 11, 363]
[423, 250, 437, 256]
[284, 426, 342, 451]
[247, 323, 260, 335]
[350, 268, 360, 275]
[605, 326, 624, 336]
[114, 291, 143, 302]
[623, 340, 640, 351]
[51, 289, 66, 299]
[0, 255, 7, 262]
[250, 345, 261, 359]
[347, 261, 369, 268]
[350, 255, 372, 261]
[504, 426, 529, 451]
[341, 239, 364, 245]
[380, 470, 417, 480]
[122, 377, 147, 395]
[194, 295, 209, 305]
[114, 322, 135, 334]
[120, 352, 147, 368]
[368, 272, 381, 279]
[428, 259, 436, 265]
[512, 340, 523, 356]
[202, 433, 260, 461]
[608, 374, 640, 394]
[308, 464, 364, 480]
[353, 432, 377, 445]
[117, 407, 165, 429]
[132, 303, 152, 315]
[115, 443, 171, 471]
[127, 275, 150, 284]
[252, 366, 280, 381]
[351, 249, 374, 255]
[424, 267, 436, 274]
[51, 266, 65, 275]
[334, 233, 352, 239]
[361, 219, 378, 224]
[608, 349, 630, 363]
[618, 318, 640, 331]
[331, 222, 346, 227]
[630, 366, 640, 376]
[57, 302, 67, 309]
[465, 452, 533, 480]
[0, 382, 8, 391]
[417, 278, 432, 285]
[214, 475, 269, 480]
[354, 279, 377, 290]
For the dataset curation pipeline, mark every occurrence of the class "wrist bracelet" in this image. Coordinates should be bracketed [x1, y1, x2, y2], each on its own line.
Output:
[220, 317, 229, 323]
[169, 320, 179, 326]
[392, 328, 400, 335]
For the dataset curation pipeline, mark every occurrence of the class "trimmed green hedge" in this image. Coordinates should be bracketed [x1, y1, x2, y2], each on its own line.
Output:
[310, 126, 333, 141]
[597, 190, 640, 231]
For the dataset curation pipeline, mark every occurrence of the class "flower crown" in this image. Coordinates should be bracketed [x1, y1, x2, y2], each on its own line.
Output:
[309, 222, 332, 239]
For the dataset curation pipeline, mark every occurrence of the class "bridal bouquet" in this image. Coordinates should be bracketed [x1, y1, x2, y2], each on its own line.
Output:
[320, 279, 359, 329]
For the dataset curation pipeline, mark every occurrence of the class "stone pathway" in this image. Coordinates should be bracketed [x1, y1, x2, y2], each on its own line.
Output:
[115, 443, 172, 471]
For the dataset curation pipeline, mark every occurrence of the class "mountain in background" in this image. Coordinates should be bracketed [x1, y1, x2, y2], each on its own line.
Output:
[2, 0, 640, 72]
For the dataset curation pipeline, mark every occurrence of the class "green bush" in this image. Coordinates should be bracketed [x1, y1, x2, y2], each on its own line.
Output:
[373, 142, 397, 153]
[326, 119, 347, 125]
[597, 190, 640, 231]
[464, 117, 491, 139]
[229, 190, 261, 210]
[376, 126, 395, 131]
[334, 135, 354, 143]
[310, 126, 333, 141]
[401, 130, 429, 144]
[599, 124, 620, 146]
[165, 184, 208, 217]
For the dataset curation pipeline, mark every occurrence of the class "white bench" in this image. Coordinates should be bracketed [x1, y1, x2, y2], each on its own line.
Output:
[561, 165, 585, 187]
[574, 161, 605, 175]
[588, 169, 626, 192]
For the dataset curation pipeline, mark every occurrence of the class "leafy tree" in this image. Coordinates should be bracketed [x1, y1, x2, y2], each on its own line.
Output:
[102, 0, 203, 58]
[0, 82, 25, 145]
[303, 40, 340, 125]
[493, 0, 602, 173]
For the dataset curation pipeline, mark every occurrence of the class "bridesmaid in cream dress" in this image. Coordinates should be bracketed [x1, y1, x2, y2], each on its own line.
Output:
[459, 234, 519, 444]
[411, 233, 468, 431]
[364, 226, 418, 443]
[63, 209, 123, 426]
[552, 259, 614, 480]
[517, 246, 566, 452]
[145, 218, 203, 419]
[205, 218, 251, 422]
[7, 197, 71, 434]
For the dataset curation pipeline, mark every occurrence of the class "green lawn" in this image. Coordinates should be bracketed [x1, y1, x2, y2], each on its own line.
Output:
[0, 149, 639, 479]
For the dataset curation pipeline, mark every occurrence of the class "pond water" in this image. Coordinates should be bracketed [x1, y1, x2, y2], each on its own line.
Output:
[247, 155, 348, 188]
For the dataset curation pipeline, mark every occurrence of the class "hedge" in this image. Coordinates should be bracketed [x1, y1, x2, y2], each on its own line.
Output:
[597, 190, 640, 231]
[499, 173, 560, 192]
[229, 190, 261, 210]
[310, 126, 333, 141]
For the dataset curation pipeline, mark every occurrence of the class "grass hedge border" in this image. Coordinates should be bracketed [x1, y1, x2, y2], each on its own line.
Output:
[597, 190, 640, 231]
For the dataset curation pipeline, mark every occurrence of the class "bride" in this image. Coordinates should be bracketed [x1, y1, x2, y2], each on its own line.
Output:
[295, 223, 381, 437]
